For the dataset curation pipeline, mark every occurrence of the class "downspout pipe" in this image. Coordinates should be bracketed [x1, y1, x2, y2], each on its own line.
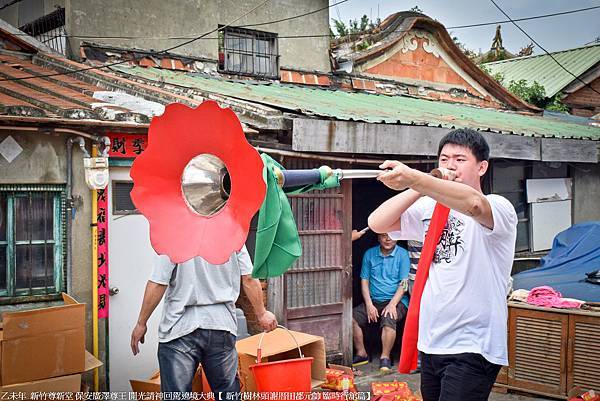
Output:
[66, 136, 89, 293]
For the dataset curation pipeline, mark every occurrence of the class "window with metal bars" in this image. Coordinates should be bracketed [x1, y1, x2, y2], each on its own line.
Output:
[218, 26, 279, 78]
[19, 7, 68, 56]
[0, 186, 65, 299]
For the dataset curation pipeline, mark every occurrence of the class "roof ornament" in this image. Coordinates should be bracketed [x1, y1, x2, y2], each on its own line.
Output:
[518, 43, 535, 57]
[491, 24, 504, 57]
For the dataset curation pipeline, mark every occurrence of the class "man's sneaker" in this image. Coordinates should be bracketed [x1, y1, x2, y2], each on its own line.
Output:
[352, 354, 369, 367]
[379, 357, 392, 371]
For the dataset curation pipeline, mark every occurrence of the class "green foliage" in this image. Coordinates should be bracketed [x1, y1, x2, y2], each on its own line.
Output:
[479, 70, 570, 112]
[332, 18, 348, 37]
[507, 79, 546, 107]
[546, 94, 570, 113]
[331, 15, 380, 38]
[356, 40, 370, 51]
[479, 65, 505, 85]
[369, 17, 381, 30]
[451, 33, 478, 60]
[359, 15, 370, 32]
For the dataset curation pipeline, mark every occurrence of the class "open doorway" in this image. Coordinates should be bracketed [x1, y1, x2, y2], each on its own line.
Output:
[349, 161, 435, 363]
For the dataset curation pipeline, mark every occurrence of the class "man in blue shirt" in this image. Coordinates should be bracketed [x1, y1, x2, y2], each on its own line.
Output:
[352, 233, 410, 371]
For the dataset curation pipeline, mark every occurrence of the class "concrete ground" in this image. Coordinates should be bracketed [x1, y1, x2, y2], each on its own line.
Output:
[352, 357, 550, 401]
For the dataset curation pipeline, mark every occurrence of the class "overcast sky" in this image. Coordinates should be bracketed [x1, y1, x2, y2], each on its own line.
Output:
[329, 0, 600, 55]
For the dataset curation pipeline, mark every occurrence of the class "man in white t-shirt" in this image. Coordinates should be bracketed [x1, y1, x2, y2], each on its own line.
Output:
[368, 129, 517, 401]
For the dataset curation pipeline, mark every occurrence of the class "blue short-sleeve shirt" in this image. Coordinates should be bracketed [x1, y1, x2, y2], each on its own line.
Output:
[360, 245, 410, 307]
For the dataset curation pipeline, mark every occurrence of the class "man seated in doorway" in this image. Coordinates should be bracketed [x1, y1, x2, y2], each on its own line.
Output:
[352, 233, 410, 371]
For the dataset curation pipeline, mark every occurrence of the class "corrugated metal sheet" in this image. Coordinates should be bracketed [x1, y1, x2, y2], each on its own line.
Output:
[483, 44, 600, 97]
[114, 65, 600, 140]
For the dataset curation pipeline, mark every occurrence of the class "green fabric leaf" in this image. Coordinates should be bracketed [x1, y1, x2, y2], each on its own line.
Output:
[252, 154, 341, 278]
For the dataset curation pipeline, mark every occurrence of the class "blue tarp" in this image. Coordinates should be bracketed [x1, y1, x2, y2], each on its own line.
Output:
[512, 221, 600, 302]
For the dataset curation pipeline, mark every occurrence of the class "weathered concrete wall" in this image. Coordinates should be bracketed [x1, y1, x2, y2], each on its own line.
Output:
[65, 0, 330, 72]
[572, 161, 600, 223]
[0, 130, 99, 383]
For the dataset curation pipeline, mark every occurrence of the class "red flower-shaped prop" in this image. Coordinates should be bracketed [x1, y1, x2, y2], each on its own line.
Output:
[130, 101, 266, 264]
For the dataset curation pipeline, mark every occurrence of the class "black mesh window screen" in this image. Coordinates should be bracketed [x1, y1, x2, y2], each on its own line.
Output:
[219, 26, 279, 78]
[112, 182, 138, 215]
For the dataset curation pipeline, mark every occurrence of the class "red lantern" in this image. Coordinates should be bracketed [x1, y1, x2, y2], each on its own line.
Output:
[130, 101, 266, 264]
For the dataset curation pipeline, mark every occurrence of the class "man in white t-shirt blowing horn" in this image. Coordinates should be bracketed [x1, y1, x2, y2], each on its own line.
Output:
[369, 128, 517, 401]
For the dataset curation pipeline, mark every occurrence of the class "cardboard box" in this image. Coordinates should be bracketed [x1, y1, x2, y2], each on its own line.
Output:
[0, 293, 86, 385]
[236, 328, 325, 392]
[130, 366, 206, 397]
[0, 351, 102, 397]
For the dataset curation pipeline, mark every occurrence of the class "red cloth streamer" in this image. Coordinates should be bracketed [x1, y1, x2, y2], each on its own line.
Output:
[399, 202, 450, 373]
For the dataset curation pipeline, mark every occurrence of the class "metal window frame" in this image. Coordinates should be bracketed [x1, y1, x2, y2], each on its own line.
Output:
[218, 25, 279, 79]
[0, 185, 65, 301]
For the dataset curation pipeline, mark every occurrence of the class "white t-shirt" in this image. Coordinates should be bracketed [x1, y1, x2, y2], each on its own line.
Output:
[389, 194, 517, 365]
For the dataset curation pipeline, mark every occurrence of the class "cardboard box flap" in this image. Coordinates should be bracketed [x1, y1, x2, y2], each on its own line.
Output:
[130, 379, 160, 394]
[236, 328, 322, 358]
[3, 304, 84, 340]
[84, 351, 103, 372]
[62, 293, 79, 305]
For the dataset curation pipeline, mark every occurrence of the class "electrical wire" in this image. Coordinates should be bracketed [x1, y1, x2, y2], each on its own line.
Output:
[489, 0, 600, 96]
[3, 1, 599, 84]
[0, 0, 271, 82]
[449, 5, 600, 29]
[6, 4, 600, 40]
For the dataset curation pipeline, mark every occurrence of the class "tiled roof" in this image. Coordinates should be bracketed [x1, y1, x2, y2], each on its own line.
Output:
[0, 53, 164, 123]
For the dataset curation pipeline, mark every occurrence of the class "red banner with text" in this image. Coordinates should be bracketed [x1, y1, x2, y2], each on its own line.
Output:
[97, 187, 109, 319]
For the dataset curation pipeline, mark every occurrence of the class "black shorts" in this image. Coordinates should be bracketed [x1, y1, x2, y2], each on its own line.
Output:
[353, 301, 408, 330]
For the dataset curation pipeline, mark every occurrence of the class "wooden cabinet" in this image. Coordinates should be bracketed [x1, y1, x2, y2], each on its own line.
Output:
[567, 314, 600, 392]
[497, 303, 600, 399]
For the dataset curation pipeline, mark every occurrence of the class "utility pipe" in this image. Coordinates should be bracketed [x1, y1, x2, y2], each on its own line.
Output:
[91, 144, 100, 392]
[0, 125, 103, 142]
